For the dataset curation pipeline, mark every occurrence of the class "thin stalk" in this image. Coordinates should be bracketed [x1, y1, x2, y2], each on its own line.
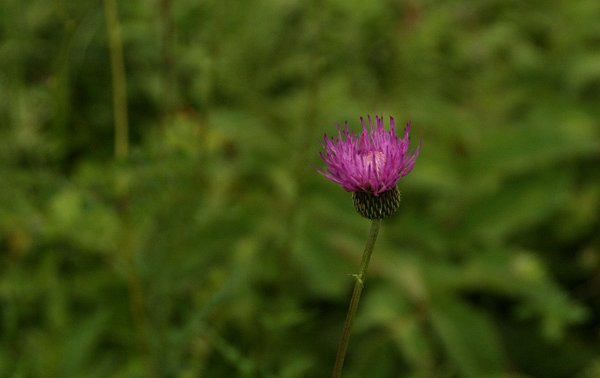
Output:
[332, 218, 381, 378]
[159, 0, 175, 121]
[104, 0, 129, 160]
[103, 1, 152, 373]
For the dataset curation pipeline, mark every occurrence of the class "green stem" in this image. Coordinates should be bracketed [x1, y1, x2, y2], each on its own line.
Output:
[104, 2, 153, 373]
[103, 0, 129, 160]
[332, 218, 381, 378]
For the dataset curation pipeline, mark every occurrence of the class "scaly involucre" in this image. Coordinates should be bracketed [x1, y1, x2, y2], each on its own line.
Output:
[320, 116, 420, 196]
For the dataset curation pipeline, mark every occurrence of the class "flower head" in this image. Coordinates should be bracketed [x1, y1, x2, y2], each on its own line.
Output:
[320, 115, 420, 197]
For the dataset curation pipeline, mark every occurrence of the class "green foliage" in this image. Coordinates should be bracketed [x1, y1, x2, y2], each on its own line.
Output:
[2, 0, 600, 377]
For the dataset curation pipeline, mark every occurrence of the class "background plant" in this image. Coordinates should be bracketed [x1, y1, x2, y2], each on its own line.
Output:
[1, 0, 599, 377]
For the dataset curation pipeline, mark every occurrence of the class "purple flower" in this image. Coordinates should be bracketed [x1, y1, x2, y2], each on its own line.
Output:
[320, 116, 420, 196]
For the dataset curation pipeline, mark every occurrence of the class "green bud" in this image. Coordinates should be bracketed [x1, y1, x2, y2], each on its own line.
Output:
[352, 187, 401, 219]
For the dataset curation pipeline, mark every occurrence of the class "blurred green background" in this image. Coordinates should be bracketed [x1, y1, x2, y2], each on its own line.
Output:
[1, 0, 600, 377]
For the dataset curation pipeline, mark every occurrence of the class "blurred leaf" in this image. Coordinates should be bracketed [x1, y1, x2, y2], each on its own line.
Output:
[430, 299, 506, 377]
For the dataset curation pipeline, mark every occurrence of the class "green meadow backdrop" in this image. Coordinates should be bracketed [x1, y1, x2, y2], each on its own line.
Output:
[1, 0, 599, 377]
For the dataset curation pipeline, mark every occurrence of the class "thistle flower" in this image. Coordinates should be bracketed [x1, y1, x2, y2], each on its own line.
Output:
[320, 116, 420, 219]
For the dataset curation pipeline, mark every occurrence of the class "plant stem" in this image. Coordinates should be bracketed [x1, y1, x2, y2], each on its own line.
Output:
[332, 218, 381, 378]
[104, 0, 129, 160]
[104, 1, 153, 374]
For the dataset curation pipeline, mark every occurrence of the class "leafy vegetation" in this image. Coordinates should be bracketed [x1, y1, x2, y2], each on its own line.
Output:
[1, 0, 599, 377]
